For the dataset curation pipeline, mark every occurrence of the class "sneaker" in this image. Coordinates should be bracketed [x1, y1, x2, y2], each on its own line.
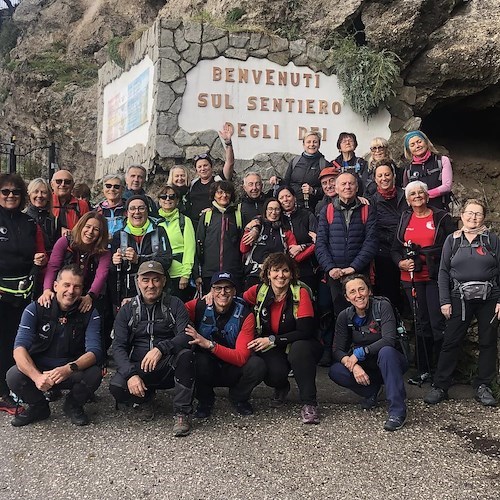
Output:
[384, 414, 406, 431]
[475, 384, 497, 407]
[424, 387, 448, 405]
[63, 397, 89, 426]
[233, 400, 254, 416]
[194, 404, 213, 419]
[11, 402, 50, 427]
[360, 388, 380, 411]
[270, 384, 290, 408]
[301, 404, 320, 424]
[408, 372, 432, 386]
[318, 350, 333, 367]
[0, 393, 24, 416]
[173, 414, 192, 437]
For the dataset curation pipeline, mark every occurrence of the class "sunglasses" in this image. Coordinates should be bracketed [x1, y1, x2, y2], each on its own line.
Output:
[104, 183, 122, 190]
[370, 146, 386, 152]
[0, 188, 22, 197]
[54, 178, 73, 186]
[194, 153, 210, 162]
[159, 194, 177, 200]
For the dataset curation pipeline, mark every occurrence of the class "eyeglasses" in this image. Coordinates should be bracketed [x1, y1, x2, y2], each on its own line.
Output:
[159, 194, 177, 200]
[104, 183, 122, 190]
[215, 190, 230, 196]
[266, 207, 281, 212]
[194, 153, 210, 162]
[54, 178, 73, 186]
[212, 285, 234, 294]
[463, 210, 484, 218]
[128, 206, 147, 213]
[340, 138, 354, 144]
[0, 188, 22, 196]
[370, 146, 386, 152]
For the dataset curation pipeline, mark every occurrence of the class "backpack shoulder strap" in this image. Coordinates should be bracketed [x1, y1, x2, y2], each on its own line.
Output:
[361, 204, 369, 224]
[127, 296, 141, 340]
[326, 203, 334, 224]
[150, 228, 160, 254]
[291, 155, 301, 169]
[204, 209, 213, 226]
[178, 212, 185, 235]
[235, 208, 242, 230]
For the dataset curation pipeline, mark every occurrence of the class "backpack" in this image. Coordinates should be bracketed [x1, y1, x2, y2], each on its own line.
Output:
[450, 231, 495, 260]
[371, 296, 411, 366]
[326, 203, 369, 225]
[203, 207, 242, 230]
[127, 293, 175, 341]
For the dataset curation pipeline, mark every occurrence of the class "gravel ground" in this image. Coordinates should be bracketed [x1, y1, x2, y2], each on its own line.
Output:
[1, 368, 499, 500]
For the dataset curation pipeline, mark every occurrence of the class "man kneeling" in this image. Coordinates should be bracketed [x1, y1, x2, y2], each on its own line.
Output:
[185, 272, 266, 418]
[329, 274, 408, 431]
[110, 261, 194, 437]
[7, 265, 103, 427]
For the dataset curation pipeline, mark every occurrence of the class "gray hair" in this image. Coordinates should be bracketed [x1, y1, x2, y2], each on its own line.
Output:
[405, 180, 429, 200]
[27, 178, 52, 210]
[103, 173, 125, 187]
[303, 131, 322, 144]
[126, 164, 147, 177]
[243, 171, 262, 184]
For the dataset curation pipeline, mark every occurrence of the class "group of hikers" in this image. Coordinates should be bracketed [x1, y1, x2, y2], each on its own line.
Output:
[0, 124, 498, 437]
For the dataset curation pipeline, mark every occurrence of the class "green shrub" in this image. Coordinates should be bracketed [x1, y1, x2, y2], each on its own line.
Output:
[108, 37, 125, 68]
[226, 8, 246, 24]
[273, 0, 302, 41]
[0, 19, 20, 61]
[326, 35, 400, 120]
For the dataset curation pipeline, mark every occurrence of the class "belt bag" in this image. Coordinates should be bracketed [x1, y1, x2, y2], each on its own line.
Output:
[459, 281, 492, 301]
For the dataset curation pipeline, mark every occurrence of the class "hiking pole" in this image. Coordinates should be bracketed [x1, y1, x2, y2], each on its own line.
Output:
[409, 271, 431, 387]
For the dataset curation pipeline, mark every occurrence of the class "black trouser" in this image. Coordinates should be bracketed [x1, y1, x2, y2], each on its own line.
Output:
[402, 279, 444, 373]
[168, 276, 195, 303]
[328, 277, 350, 317]
[109, 349, 195, 415]
[0, 300, 26, 395]
[374, 255, 404, 313]
[194, 351, 266, 406]
[317, 278, 335, 350]
[434, 297, 498, 391]
[259, 339, 323, 405]
[7, 364, 102, 405]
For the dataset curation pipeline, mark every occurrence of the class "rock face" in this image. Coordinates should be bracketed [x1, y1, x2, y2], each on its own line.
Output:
[0, 0, 499, 181]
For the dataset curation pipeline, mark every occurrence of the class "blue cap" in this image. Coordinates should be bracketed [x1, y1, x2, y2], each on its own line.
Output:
[210, 272, 236, 288]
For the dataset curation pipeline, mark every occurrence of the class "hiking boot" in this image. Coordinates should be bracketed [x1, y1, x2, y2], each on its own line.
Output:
[384, 414, 406, 431]
[233, 400, 254, 416]
[424, 387, 448, 405]
[408, 372, 432, 386]
[11, 402, 50, 427]
[475, 384, 497, 407]
[63, 397, 89, 426]
[194, 404, 213, 419]
[360, 388, 380, 411]
[132, 398, 156, 421]
[270, 384, 290, 408]
[301, 404, 320, 424]
[318, 350, 333, 367]
[44, 388, 63, 402]
[173, 414, 192, 437]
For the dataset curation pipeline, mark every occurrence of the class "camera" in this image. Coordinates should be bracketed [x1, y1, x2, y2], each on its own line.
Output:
[404, 241, 423, 273]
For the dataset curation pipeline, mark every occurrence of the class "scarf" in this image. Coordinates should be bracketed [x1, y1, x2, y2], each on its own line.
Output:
[158, 207, 177, 220]
[455, 224, 488, 237]
[412, 149, 432, 165]
[212, 201, 228, 213]
[377, 186, 397, 200]
[126, 218, 150, 236]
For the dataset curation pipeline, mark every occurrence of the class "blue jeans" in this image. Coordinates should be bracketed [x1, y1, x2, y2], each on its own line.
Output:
[329, 346, 407, 417]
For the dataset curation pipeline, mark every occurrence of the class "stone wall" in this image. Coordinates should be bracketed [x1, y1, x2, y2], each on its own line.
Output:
[96, 19, 418, 181]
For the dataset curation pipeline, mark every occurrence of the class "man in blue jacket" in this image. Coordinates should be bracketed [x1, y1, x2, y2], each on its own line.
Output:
[315, 172, 378, 315]
[7, 264, 103, 427]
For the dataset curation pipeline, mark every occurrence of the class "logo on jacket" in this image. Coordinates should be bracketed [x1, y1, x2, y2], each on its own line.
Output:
[426, 221, 435, 230]
[0, 226, 7, 235]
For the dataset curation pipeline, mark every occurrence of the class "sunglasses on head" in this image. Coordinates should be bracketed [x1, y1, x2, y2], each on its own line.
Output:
[1, 188, 22, 197]
[194, 153, 210, 162]
[105, 183, 122, 190]
[159, 194, 177, 200]
[54, 178, 72, 186]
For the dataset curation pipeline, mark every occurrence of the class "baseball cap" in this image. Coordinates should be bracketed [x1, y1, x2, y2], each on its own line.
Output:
[210, 272, 236, 288]
[137, 261, 165, 276]
[319, 166, 341, 179]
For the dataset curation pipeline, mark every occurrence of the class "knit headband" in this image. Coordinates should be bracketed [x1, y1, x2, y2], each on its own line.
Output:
[404, 130, 426, 151]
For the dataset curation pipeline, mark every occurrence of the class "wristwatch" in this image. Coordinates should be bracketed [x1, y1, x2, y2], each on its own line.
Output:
[268, 335, 276, 346]
[208, 341, 216, 351]
[69, 362, 79, 372]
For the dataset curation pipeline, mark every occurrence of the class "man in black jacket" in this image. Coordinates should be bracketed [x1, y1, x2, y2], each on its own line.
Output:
[110, 261, 194, 437]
